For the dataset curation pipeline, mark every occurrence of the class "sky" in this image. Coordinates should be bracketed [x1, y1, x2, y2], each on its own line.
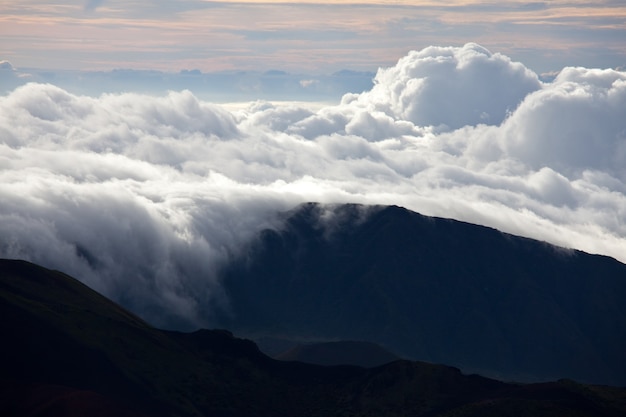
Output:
[2, 1, 626, 98]
[1, 1, 626, 328]
[2, 0, 626, 74]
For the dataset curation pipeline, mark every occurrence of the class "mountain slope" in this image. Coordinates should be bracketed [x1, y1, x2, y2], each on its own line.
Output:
[0, 259, 190, 416]
[217, 203, 626, 386]
[3, 258, 626, 416]
[275, 340, 400, 367]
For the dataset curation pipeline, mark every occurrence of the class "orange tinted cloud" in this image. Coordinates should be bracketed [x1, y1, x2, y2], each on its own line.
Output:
[1, 1, 624, 72]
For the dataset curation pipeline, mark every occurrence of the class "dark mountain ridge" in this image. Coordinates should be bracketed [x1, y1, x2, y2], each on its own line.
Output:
[275, 340, 401, 367]
[217, 202, 626, 386]
[3, 258, 626, 416]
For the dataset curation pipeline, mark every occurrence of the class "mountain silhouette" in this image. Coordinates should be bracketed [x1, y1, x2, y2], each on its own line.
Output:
[3, 257, 626, 416]
[275, 340, 400, 367]
[217, 203, 626, 386]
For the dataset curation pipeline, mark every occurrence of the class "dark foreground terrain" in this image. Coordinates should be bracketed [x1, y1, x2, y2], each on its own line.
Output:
[2, 258, 626, 417]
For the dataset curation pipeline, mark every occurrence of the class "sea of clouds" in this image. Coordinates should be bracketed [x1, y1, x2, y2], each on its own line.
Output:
[2, 43, 625, 328]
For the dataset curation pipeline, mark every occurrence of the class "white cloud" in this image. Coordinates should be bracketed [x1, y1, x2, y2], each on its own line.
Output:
[300, 79, 319, 88]
[1, 43, 625, 328]
[496, 68, 626, 178]
[351, 43, 542, 130]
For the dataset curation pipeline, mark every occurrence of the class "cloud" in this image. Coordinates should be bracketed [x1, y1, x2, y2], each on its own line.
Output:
[351, 43, 542, 130]
[300, 79, 319, 88]
[1, 43, 625, 329]
[5, 1, 626, 75]
[496, 67, 626, 178]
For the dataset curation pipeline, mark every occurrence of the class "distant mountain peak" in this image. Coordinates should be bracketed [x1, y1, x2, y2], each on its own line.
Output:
[218, 202, 626, 386]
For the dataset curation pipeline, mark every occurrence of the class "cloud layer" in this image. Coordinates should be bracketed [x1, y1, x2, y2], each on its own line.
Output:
[2, 43, 625, 329]
[3, 1, 626, 73]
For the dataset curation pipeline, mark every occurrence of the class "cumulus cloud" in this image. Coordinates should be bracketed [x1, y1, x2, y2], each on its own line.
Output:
[349, 43, 542, 130]
[1, 43, 625, 329]
[497, 68, 626, 177]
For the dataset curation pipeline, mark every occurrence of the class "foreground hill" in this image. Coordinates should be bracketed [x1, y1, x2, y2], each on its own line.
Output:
[2, 258, 626, 416]
[217, 203, 626, 386]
